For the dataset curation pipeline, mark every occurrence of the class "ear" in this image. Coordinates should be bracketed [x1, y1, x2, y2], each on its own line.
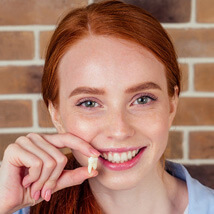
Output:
[48, 101, 65, 133]
[168, 86, 179, 128]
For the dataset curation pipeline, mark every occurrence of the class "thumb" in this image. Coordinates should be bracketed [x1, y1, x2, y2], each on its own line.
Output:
[53, 167, 98, 192]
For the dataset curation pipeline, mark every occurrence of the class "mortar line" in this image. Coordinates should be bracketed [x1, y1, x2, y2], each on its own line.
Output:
[0, 94, 42, 100]
[0, 127, 56, 134]
[32, 96, 40, 129]
[33, 30, 40, 60]
[180, 92, 214, 97]
[170, 126, 214, 131]
[188, 62, 195, 92]
[170, 159, 214, 165]
[163, 23, 214, 28]
[0, 25, 55, 31]
[190, 0, 197, 24]
[182, 130, 189, 160]
[0, 60, 44, 66]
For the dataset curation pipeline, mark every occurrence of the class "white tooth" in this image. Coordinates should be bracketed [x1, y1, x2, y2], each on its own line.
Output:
[103, 153, 108, 160]
[113, 153, 120, 163]
[127, 151, 132, 160]
[132, 150, 136, 157]
[88, 165, 92, 174]
[121, 152, 128, 163]
[108, 152, 113, 162]
[88, 157, 98, 174]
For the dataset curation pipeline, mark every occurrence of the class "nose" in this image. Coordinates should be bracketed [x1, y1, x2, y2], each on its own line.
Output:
[104, 109, 135, 141]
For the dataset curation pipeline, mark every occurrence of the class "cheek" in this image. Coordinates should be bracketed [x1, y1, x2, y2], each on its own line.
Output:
[61, 112, 100, 143]
[138, 106, 170, 151]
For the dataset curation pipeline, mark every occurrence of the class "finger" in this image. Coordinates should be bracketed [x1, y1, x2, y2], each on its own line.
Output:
[3, 143, 43, 183]
[26, 134, 68, 201]
[17, 137, 60, 200]
[54, 167, 98, 193]
[41, 133, 100, 157]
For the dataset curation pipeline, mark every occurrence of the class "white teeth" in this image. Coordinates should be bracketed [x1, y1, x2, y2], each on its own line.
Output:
[88, 157, 98, 174]
[127, 151, 132, 160]
[103, 153, 108, 159]
[108, 153, 113, 162]
[101, 149, 139, 164]
[121, 152, 128, 163]
[114, 153, 120, 163]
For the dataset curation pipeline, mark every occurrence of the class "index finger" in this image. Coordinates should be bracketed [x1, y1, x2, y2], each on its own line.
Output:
[41, 133, 100, 157]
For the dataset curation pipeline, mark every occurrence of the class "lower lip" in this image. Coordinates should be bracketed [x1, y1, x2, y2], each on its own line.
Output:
[99, 147, 146, 171]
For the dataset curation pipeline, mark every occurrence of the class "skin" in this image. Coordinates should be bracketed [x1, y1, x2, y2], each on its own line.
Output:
[51, 35, 188, 213]
[0, 35, 188, 214]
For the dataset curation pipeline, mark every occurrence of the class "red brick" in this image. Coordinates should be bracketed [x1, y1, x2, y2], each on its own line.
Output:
[94, 0, 191, 23]
[0, 32, 34, 60]
[194, 64, 214, 92]
[0, 0, 88, 25]
[197, 0, 214, 23]
[165, 131, 183, 159]
[0, 100, 32, 128]
[167, 29, 214, 57]
[38, 100, 54, 128]
[40, 31, 54, 59]
[0, 133, 26, 160]
[173, 98, 214, 125]
[180, 63, 188, 92]
[185, 165, 214, 189]
[189, 132, 214, 159]
[0, 66, 43, 94]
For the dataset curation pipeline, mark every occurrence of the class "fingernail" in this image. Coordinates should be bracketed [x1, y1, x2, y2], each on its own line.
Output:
[44, 189, 52, 202]
[89, 170, 98, 177]
[22, 178, 31, 188]
[23, 182, 31, 188]
[33, 191, 40, 201]
[90, 148, 100, 157]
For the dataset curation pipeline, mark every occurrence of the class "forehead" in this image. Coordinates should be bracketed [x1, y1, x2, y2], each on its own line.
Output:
[58, 35, 167, 94]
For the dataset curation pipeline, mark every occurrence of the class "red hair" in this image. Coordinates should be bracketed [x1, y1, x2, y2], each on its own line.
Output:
[32, 0, 181, 213]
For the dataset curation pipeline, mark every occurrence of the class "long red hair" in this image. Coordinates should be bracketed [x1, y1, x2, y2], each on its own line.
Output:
[31, 0, 181, 213]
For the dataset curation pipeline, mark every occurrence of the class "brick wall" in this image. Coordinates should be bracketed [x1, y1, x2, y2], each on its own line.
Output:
[0, 0, 213, 188]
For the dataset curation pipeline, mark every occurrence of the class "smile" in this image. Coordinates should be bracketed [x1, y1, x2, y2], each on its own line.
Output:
[99, 147, 147, 171]
[100, 149, 140, 164]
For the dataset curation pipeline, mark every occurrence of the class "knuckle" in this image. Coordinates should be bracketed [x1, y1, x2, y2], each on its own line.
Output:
[57, 155, 68, 166]
[15, 136, 27, 144]
[45, 159, 56, 169]
[26, 132, 39, 140]
[45, 179, 57, 188]
[4, 143, 16, 155]
[33, 159, 43, 169]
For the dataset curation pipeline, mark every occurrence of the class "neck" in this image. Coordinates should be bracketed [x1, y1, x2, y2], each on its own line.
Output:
[89, 163, 188, 214]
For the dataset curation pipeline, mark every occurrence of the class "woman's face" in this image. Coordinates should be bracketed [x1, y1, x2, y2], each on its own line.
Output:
[52, 35, 178, 190]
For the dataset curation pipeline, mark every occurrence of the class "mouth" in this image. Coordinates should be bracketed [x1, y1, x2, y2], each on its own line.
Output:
[100, 148, 141, 163]
[98, 147, 147, 170]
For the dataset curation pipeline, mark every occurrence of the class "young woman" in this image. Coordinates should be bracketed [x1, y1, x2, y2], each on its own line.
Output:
[0, 1, 213, 213]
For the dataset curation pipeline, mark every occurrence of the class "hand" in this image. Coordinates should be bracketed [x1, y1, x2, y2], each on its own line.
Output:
[0, 133, 100, 214]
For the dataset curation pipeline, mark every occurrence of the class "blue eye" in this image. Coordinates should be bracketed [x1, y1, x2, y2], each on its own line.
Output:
[77, 100, 98, 108]
[133, 95, 156, 105]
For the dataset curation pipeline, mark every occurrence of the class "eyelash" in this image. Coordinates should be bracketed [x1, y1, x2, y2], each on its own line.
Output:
[76, 93, 157, 109]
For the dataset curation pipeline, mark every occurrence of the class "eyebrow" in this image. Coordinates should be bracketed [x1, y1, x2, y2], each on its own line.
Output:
[69, 82, 161, 97]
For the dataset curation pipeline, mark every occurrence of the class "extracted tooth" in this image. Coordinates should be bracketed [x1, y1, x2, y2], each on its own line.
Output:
[88, 157, 98, 174]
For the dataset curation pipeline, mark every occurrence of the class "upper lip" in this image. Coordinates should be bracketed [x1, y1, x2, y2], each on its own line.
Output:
[97, 146, 145, 153]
